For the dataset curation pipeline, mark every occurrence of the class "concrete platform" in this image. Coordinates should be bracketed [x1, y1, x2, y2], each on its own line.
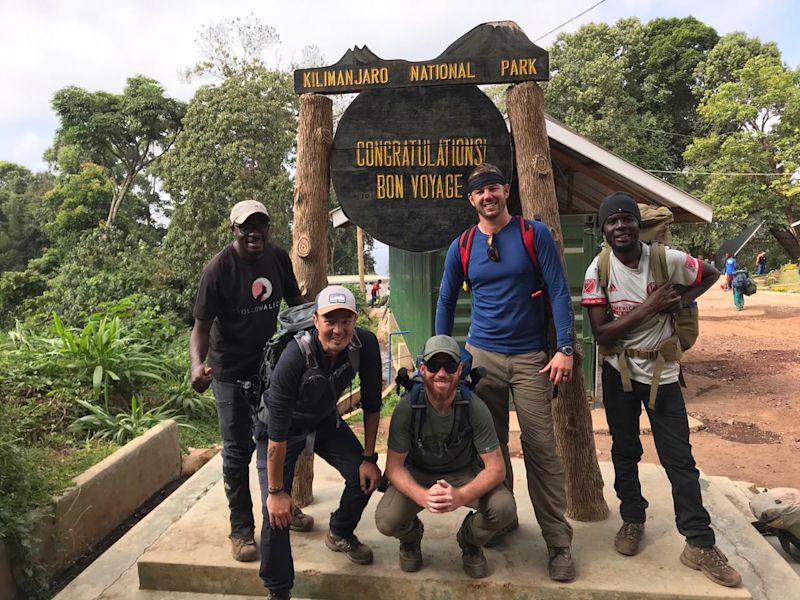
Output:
[131, 455, 800, 600]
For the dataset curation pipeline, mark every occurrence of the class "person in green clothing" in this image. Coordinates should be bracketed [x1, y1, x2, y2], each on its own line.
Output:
[731, 270, 749, 310]
[374, 335, 516, 579]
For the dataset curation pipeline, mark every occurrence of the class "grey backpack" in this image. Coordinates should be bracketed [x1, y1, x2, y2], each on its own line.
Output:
[750, 487, 800, 562]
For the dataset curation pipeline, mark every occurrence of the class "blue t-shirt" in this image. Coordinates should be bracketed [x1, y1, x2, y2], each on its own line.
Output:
[725, 257, 737, 274]
[435, 218, 574, 354]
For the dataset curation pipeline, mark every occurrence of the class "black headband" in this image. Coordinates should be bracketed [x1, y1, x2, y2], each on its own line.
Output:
[466, 172, 508, 194]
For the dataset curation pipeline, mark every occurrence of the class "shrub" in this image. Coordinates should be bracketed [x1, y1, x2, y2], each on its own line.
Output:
[69, 397, 192, 444]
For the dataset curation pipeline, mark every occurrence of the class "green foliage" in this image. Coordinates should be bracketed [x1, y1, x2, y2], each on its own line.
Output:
[69, 397, 190, 444]
[44, 163, 113, 245]
[0, 162, 52, 274]
[685, 51, 800, 240]
[50, 75, 186, 227]
[161, 63, 298, 317]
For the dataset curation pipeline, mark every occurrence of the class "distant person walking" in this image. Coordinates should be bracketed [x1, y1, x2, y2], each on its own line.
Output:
[731, 270, 749, 310]
[756, 251, 767, 276]
[370, 279, 382, 307]
[724, 254, 737, 290]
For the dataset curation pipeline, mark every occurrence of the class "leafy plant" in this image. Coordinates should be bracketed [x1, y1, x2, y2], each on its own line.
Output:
[50, 312, 168, 409]
[165, 369, 215, 418]
[69, 397, 192, 444]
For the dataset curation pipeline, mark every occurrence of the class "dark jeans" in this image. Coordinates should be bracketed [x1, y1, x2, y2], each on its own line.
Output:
[212, 379, 256, 539]
[256, 410, 372, 594]
[602, 362, 715, 547]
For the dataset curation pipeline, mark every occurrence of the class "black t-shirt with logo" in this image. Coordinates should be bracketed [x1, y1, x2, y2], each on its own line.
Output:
[193, 244, 301, 381]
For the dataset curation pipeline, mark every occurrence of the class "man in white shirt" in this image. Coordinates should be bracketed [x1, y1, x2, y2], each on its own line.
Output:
[581, 192, 741, 588]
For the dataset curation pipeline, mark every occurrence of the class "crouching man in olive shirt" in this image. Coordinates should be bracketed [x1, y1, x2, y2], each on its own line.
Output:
[375, 335, 516, 578]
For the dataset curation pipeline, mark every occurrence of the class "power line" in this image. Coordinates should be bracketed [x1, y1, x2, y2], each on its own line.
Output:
[534, 0, 608, 43]
[648, 170, 789, 177]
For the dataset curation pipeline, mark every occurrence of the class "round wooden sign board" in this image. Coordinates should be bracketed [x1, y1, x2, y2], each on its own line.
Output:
[331, 85, 512, 252]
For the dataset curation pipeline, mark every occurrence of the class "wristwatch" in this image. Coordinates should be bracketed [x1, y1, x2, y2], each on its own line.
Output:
[557, 345, 574, 356]
[362, 452, 379, 464]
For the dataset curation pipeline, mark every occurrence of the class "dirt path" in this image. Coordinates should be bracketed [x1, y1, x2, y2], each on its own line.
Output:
[591, 278, 800, 489]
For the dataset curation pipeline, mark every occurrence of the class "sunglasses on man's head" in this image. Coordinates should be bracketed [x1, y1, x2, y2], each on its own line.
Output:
[487, 234, 499, 262]
[424, 359, 459, 374]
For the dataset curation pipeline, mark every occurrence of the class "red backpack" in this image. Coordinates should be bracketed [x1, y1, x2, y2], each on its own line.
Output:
[457, 216, 543, 294]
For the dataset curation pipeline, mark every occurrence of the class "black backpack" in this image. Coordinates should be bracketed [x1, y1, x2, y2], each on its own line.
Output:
[394, 359, 485, 452]
[255, 302, 361, 426]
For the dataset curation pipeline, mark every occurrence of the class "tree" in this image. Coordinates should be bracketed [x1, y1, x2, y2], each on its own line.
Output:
[0, 162, 52, 273]
[160, 64, 298, 316]
[50, 76, 186, 227]
[684, 54, 800, 244]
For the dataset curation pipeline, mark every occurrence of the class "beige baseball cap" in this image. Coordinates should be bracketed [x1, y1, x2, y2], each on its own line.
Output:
[315, 285, 357, 316]
[230, 200, 269, 226]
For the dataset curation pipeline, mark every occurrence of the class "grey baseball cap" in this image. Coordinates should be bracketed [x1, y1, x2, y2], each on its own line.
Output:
[422, 335, 461, 363]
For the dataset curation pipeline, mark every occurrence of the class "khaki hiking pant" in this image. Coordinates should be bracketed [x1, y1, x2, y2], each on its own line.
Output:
[374, 468, 517, 546]
[467, 344, 573, 548]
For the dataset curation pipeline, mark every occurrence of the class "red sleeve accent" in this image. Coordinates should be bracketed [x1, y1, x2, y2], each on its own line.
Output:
[581, 297, 607, 306]
[691, 259, 703, 288]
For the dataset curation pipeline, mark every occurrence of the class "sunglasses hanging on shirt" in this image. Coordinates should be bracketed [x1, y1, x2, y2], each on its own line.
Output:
[487, 234, 500, 262]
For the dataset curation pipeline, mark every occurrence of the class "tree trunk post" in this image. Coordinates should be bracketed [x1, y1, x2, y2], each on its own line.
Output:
[506, 81, 609, 521]
[290, 93, 334, 507]
[357, 226, 366, 296]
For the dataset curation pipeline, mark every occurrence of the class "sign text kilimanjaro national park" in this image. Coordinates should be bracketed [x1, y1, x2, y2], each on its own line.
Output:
[302, 21, 549, 252]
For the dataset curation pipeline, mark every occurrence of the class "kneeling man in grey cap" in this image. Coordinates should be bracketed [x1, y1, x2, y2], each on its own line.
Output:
[375, 335, 516, 578]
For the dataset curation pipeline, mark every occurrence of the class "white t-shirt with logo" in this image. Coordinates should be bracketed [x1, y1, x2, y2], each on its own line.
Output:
[581, 243, 703, 385]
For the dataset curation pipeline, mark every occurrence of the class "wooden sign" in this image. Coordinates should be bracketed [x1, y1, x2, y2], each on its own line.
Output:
[331, 85, 512, 252]
[295, 21, 548, 94]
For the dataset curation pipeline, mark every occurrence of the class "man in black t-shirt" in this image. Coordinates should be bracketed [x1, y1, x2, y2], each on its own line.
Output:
[190, 199, 306, 562]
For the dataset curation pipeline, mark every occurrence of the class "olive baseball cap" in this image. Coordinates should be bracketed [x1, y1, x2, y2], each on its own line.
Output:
[422, 335, 461, 363]
[315, 285, 357, 316]
[230, 200, 269, 226]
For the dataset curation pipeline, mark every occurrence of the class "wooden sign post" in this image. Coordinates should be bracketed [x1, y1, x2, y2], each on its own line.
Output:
[290, 20, 607, 520]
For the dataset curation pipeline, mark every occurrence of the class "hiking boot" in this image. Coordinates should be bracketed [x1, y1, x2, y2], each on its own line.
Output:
[614, 522, 645, 556]
[680, 544, 742, 587]
[267, 590, 291, 600]
[457, 513, 488, 579]
[399, 518, 424, 572]
[547, 546, 576, 582]
[289, 506, 314, 532]
[483, 515, 519, 548]
[229, 535, 258, 562]
[325, 531, 374, 565]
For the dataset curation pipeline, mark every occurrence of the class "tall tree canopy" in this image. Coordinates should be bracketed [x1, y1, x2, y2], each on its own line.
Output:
[0, 162, 52, 273]
[50, 76, 186, 226]
[685, 51, 800, 242]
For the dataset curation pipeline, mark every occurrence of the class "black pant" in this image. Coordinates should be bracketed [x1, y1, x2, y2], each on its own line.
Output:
[212, 379, 256, 539]
[256, 410, 372, 594]
[602, 362, 715, 547]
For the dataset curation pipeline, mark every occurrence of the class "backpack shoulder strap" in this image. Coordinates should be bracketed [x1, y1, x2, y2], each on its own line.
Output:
[458, 225, 478, 292]
[409, 383, 427, 450]
[649, 242, 668, 286]
[516, 216, 540, 275]
[597, 247, 612, 291]
[347, 330, 362, 374]
[295, 331, 317, 369]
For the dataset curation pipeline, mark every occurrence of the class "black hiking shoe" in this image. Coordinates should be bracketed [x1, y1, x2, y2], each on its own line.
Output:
[325, 531, 374, 565]
[399, 518, 424, 572]
[614, 522, 645, 556]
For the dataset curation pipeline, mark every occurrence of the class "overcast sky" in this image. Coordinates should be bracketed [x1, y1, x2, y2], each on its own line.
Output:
[2, 0, 798, 172]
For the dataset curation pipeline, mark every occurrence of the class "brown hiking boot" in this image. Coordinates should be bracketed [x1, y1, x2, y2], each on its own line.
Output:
[399, 518, 424, 572]
[267, 590, 291, 600]
[457, 513, 488, 579]
[614, 522, 645, 556]
[325, 531, 374, 565]
[548, 546, 576, 582]
[680, 544, 742, 587]
[483, 515, 520, 548]
[230, 535, 258, 562]
[289, 506, 314, 532]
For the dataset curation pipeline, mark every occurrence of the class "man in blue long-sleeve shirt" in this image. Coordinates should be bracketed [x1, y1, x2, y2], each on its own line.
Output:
[435, 163, 577, 582]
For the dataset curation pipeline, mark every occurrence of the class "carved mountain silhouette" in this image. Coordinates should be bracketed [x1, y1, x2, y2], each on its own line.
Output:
[437, 21, 543, 59]
[335, 45, 382, 66]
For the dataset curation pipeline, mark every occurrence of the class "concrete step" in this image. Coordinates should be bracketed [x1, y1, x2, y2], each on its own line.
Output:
[137, 457, 757, 600]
